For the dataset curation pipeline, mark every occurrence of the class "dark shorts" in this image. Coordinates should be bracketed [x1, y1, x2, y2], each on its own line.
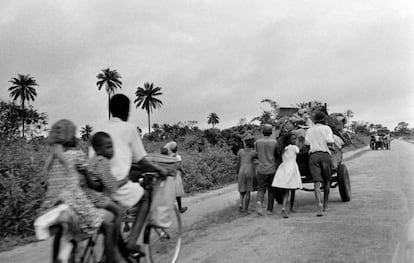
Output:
[309, 152, 332, 182]
[256, 172, 275, 192]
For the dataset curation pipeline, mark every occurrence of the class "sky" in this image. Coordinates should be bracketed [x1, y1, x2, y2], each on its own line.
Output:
[1, 0, 413, 134]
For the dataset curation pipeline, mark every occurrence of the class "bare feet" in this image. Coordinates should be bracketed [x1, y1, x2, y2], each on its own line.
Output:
[256, 201, 263, 216]
[316, 203, 323, 217]
[266, 210, 273, 216]
[282, 209, 288, 218]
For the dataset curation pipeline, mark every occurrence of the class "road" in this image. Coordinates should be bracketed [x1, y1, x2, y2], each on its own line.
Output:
[0, 139, 412, 263]
[177, 139, 414, 263]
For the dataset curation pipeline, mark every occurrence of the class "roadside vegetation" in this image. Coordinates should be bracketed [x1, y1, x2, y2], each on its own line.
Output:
[0, 115, 368, 251]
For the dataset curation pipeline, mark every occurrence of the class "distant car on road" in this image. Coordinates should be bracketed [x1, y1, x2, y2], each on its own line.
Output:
[371, 128, 391, 150]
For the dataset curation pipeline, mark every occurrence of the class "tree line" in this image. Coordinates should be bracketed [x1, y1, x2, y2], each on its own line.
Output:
[4, 69, 224, 140]
[3, 70, 412, 140]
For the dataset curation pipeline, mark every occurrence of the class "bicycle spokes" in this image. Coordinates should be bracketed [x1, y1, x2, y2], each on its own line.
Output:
[154, 228, 170, 240]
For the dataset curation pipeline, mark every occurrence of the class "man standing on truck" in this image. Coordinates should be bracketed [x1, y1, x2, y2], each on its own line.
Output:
[305, 111, 335, 217]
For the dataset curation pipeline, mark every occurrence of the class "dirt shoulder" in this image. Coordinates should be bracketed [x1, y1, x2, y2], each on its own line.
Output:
[177, 140, 413, 263]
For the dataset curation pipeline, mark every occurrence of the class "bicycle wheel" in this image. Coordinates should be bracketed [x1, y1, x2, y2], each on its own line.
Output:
[144, 206, 182, 263]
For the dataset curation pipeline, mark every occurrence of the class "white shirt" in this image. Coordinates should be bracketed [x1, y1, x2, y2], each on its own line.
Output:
[90, 117, 147, 180]
[305, 123, 335, 154]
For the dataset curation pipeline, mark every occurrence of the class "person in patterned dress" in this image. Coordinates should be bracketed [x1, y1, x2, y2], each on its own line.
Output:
[36, 119, 105, 262]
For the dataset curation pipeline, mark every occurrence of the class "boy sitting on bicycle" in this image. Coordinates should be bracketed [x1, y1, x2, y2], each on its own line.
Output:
[80, 131, 128, 263]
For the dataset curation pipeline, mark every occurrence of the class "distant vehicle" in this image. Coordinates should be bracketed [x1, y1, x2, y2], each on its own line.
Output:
[371, 128, 391, 150]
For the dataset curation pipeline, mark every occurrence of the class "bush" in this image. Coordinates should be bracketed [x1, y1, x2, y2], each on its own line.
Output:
[181, 145, 237, 192]
[143, 136, 237, 192]
[0, 131, 238, 241]
[0, 139, 48, 238]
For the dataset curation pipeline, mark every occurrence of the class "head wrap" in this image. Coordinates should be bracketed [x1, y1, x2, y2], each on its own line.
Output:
[47, 119, 77, 146]
[164, 141, 178, 155]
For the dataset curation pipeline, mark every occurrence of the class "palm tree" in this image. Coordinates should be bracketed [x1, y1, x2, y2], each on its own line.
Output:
[8, 74, 38, 137]
[96, 68, 122, 119]
[134, 82, 163, 134]
[207, 112, 220, 127]
[344, 110, 354, 129]
[80, 124, 93, 141]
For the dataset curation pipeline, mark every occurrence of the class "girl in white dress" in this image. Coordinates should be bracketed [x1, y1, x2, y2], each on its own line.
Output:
[272, 133, 303, 218]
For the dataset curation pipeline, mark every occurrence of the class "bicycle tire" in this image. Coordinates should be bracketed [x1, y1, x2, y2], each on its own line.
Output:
[144, 206, 182, 263]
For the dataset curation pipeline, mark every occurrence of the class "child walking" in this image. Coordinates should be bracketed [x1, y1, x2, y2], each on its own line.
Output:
[236, 133, 258, 215]
[164, 141, 188, 214]
[272, 132, 303, 218]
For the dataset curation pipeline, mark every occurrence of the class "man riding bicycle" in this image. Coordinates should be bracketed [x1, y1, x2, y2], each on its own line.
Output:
[90, 94, 171, 260]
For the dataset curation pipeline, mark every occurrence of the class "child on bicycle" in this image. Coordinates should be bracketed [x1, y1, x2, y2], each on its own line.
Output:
[81, 131, 128, 263]
[34, 119, 104, 262]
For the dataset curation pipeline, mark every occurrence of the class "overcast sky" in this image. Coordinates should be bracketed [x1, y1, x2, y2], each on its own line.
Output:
[1, 0, 413, 133]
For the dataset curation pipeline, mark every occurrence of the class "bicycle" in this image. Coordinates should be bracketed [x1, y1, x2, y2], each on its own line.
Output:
[50, 171, 182, 263]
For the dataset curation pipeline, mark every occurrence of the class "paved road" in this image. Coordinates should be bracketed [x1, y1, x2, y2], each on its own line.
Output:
[1, 141, 411, 263]
[177, 139, 414, 263]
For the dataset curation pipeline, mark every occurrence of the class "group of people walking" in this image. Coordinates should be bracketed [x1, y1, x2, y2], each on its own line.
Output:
[236, 111, 337, 218]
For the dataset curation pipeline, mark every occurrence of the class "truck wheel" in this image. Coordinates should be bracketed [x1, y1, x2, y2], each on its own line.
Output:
[337, 164, 351, 202]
